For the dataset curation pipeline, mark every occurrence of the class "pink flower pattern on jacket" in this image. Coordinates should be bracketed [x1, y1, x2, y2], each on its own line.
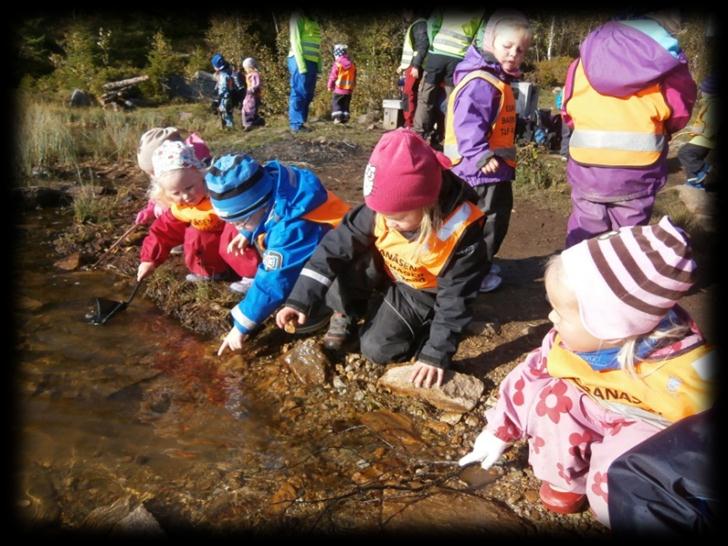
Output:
[535, 380, 573, 424]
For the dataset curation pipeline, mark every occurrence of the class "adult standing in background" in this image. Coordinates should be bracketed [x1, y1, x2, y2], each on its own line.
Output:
[288, 10, 322, 133]
[413, 9, 485, 148]
[397, 10, 429, 128]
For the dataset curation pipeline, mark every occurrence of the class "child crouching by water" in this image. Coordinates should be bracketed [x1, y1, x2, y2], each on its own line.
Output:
[458, 217, 715, 525]
[276, 128, 488, 389]
[136, 140, 259, 285]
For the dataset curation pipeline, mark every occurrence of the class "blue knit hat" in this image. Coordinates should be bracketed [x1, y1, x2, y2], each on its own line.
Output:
[205, 154, 274, 222]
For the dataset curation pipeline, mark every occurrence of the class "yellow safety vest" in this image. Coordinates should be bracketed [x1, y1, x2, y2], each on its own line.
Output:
[444, 70, 517, 168]
[170, 197, 224, 232]
[373, 201, 483, 290]
[430, 13, 481, 59]
[398, 18, 428, 71]
[566, 60, 671, 167]
[290, 15, 321, 65]
[547, 335, 715, 423]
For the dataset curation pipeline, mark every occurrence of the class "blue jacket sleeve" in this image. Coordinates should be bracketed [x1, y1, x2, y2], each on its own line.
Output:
[231, 217, 330, 334]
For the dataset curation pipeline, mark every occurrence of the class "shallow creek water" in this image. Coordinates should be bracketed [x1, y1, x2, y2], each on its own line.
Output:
[14, 209, 522, 534]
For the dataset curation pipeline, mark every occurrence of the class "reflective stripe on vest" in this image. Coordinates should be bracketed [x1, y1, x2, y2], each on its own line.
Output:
[171, 197, 224, 232]
[547, 336, 715, 424]
[302, 191, 350, 228]
[335, 63, 356, 90]
[444, 70, 517, 168]
[399, 18, 427, 71]
[300, 18, 321, 64]
[430, 15, 480, 59]
[566, 60, 670, 167]
[373, 201, 484, 290]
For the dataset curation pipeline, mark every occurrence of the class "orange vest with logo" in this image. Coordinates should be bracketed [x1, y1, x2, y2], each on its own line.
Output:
[546, 336, 715, 423]
[335, 62, 356, 91]
[170, 197, 224, 232]
[444, 70, 517, 168]
[373, 201, 483, 290]
[566, 60, 671, 167]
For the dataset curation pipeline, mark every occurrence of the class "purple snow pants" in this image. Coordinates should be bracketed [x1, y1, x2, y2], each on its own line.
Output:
[564, 192, 655, 249]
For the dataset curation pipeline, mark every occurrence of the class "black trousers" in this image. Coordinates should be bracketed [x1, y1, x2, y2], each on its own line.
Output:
[677, 142, 711, 178]
[472, 181, 513, 264]
[325, 251, 434, 364]
[331, 93, 351, 122]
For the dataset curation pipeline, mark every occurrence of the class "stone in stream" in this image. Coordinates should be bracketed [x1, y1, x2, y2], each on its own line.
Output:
[281, 338, 329, 385]
[377, 364, 485, 413]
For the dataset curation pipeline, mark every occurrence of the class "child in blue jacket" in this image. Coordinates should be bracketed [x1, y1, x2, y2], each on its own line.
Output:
[204, 154, 350, 355]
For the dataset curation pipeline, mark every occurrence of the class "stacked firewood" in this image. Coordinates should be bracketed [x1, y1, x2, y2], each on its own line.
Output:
[99, 75, 149, 110]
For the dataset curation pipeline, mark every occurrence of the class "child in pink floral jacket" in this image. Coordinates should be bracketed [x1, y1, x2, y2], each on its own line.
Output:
[459, 217, 714, 526]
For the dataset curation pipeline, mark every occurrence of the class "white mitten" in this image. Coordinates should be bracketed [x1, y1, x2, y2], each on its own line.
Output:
[458, 429, 509, 470]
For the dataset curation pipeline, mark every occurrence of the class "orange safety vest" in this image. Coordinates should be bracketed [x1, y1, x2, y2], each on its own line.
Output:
[170, 197, 224, 232]
[546, 335, 715, 423]
[255, 191, 350, 252]
[335, 62, 356, 91]
[566, 60, 671, 167]
[302, 190, 350, 228]
[373, 201, 483, 290]
[444, 70, 516, 168]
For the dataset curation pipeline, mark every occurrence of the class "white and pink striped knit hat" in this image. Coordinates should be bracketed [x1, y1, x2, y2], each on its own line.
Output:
[560, 216, 697, 340]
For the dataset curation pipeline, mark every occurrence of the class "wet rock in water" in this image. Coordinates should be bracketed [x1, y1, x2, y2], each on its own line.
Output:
[358, 410, 426, 454]
[110, 504, 165, 536]
[83, 496, 134, 530]
[381, 487, 532, 533]
[53, 252, 81, 271]
[377, 364, 485, 413]
[458, 464, 502, 490]
[17, 469, 61, 525]
[281, 338, 329, 385]
[17, 296, 44, 312]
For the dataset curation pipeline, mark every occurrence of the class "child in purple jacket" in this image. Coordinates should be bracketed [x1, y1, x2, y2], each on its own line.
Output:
[327, 44, 356, 124]
[443, 11, 532, 293]
[561, 11, 697, 248]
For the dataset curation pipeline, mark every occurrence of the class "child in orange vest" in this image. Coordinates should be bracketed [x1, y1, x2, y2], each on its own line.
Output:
[136, 140, 259, 287]
[327, 44, 356, 124]
[458, 217, 714, 525]
[444, 11, 532, 293]
[276, 128, 488, 389]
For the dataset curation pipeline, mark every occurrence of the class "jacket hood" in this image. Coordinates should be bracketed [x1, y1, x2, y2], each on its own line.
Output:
[335, 55, 352, 69]
[453, 45, 512, 86]
[580, 20, 687, 97]
[265, 161, 328, 220]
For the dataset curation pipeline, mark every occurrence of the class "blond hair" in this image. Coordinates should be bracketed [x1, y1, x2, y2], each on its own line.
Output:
[377, 205, 443, 261]
[545, 254, 691, 381]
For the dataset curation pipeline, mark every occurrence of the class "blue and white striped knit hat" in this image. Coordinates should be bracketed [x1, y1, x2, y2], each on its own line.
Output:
[205, 154, 274, 222]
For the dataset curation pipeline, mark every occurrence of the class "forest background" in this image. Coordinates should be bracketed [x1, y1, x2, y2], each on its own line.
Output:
[12, 9, 715, 182]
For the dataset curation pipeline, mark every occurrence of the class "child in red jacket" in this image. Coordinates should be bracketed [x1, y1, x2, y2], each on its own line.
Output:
[136, 140, 259, 289]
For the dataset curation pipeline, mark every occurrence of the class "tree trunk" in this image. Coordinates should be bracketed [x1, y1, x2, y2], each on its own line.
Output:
[102, 75, 149, 90]
[546, 17, 555, 61]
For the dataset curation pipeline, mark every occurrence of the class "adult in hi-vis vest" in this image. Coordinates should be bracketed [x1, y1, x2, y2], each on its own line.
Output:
[288, 11, 322, 133]
[397, 10, 430, 128]
[444, 11, 532, 293]
[561, 11, 696, 248]
[412, 9, 484, 148]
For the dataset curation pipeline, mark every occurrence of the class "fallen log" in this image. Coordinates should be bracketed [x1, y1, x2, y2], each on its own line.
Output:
[102, 75, 149, 90]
